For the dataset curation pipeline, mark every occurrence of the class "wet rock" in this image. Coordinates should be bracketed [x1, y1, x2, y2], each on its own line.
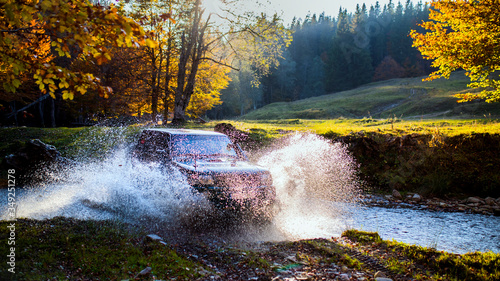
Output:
[485, 197, 496, 206]
[146, 234, 164, 241]
[411, 194, 422, 202]
[392, 189, 403, 200]
[214, 123, 250, 144]
[374, 271, 387, 278]
[375, 278, 393, 281]
[137, 267, 152, 276]
[339, 273, 350, 280]
[467, 197, 484, 204]
[2, 139, 74, 184]
[4, 139, 63, 170]
[145, 234, 168, 246]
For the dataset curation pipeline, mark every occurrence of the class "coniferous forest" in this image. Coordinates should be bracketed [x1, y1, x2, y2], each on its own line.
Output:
[211, 0, 432, 118]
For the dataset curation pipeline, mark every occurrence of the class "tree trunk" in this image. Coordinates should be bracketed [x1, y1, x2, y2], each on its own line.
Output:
[151, 52, 159, 124]
[172, 0, 208, 125]
[50, 97, 56, 128]
[163, 35, 174, 122]
[39, 98, 45, 127]
[10, 102, 18, 126]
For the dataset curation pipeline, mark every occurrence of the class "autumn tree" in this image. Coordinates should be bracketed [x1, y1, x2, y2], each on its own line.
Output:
[166, 0, 291, 124]
[373, 55, 405, 81]
[68, 46, 151, 119]
[127, 0, 177, 123]
[410, 0, 500, 102]
[186, 58, 229, 117]
[122, 0, 229, 123]
[0, 0, 157, 100]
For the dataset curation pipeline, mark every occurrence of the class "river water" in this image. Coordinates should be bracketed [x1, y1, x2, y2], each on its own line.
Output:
[349, 205, 500, 254]
[1, 132, 498, 254]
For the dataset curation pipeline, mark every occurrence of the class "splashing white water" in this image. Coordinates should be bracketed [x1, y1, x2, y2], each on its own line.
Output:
[2, 148, 211, 226]
[257, 133, 362, 240]
[1, 130, 361, 241]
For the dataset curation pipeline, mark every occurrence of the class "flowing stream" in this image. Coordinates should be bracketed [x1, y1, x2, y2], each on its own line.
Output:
[1, 130, 498, 254]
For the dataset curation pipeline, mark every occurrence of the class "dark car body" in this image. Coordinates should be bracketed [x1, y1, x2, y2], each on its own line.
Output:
[132, 128, 276, 212]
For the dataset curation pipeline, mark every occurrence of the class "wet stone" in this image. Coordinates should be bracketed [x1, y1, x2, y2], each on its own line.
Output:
[392, 189, 403, 199]
[485, 197, 496, 205]
[467, 197, 483, 204]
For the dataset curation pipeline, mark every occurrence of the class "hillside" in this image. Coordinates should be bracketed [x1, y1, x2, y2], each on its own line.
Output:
[241, 71, 500, 120]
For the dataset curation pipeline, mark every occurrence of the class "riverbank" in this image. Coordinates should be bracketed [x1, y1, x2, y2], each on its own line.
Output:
[0, 218, 498, 280]
[325, 132, 500, 200]
[363, 193, 500, 216]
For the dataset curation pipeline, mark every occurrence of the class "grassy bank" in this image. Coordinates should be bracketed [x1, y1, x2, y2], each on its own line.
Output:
[0, 218, 203, 280]
[0, 218, 498, 280]
[1, 118, 499, 157]
[193, 118, 500, 138]
[342, 230, 500, 280]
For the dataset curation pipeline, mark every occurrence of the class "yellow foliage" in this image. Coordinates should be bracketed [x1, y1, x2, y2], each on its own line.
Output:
[410, 0, 500, 103]
[0, 0, 151, 99]
[187, 60, 231, 118]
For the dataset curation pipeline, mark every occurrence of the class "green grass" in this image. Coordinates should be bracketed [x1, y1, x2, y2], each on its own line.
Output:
[1, 118, 498, 160]
[343, 230, 500, 281]
[192, 118, 500, 140]
[240, 71, 500, 120]
[0, 126, 143, 159]
[0, 218, 205, 280]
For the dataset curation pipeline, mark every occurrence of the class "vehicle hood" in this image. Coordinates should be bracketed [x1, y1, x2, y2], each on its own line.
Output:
[172, 157, 269, 174]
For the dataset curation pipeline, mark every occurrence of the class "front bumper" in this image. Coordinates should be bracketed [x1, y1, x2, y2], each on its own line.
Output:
[194, 185, 276, 209]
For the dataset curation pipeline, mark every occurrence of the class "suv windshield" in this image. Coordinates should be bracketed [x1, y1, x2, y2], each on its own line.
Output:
[171, 135, 238, 158]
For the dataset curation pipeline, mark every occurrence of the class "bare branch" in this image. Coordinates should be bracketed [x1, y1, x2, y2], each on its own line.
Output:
[199, 56, 240, 71]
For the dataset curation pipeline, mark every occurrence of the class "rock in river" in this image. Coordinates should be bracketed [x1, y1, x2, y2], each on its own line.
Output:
[392, 189, 403, 200]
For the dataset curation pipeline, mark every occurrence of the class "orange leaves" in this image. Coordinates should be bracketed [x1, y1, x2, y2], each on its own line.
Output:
[159, 13, 176, 24]
[410, 0, 500, 102]
[1, 0, 153, 99]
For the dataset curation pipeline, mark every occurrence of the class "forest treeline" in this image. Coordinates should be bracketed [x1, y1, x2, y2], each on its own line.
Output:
[1, 0, 432, 126]
[212, 0, 432, 118]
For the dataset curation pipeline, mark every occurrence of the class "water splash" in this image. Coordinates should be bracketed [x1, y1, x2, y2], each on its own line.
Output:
[257, 133, 362, 240]
[1, 129, 362, 241]
[2, 147, 212, 227]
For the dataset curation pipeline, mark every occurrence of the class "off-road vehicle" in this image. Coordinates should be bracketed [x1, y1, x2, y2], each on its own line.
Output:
[132, 128, 276, 215]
